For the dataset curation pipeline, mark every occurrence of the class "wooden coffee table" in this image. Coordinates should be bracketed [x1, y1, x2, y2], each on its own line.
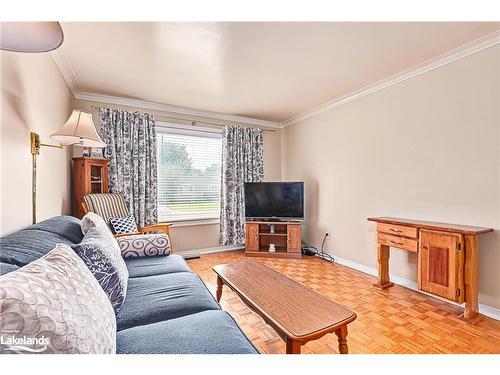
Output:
[212, 259, 356, 354]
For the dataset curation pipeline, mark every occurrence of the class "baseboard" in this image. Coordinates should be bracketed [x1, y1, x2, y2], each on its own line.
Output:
[333, 255, 500, 322]
[177, 245, 244, 259]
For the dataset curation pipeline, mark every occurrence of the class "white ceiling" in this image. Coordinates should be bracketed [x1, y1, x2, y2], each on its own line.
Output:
[57, 22, 499, 123]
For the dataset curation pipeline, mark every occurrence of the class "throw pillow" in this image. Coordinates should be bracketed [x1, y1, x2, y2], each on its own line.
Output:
[117, 233, 171, 258]
[0, 244, 116, 354]
[109, 214, 138, 235]
[72, 226, 129, 313]
[81, 211, 115, 241]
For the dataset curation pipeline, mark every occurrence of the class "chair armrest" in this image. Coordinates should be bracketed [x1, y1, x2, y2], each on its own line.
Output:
[138, 223, 172, 235]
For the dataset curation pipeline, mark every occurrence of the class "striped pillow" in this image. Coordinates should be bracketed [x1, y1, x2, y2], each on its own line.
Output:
[83, 193, 129, 224]
[109, 214, 138, 235]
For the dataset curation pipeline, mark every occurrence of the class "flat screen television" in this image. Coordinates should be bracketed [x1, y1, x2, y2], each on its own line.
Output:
[244, 182, 304, 221]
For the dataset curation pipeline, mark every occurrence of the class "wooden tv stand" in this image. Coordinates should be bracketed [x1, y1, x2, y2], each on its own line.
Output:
[245, 221, 302, 258]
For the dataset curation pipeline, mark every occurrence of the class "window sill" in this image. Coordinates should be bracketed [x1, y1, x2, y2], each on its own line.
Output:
[160, 218, 220, 228]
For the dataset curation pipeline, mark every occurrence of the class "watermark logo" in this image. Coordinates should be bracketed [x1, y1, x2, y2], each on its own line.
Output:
[0, 330, 50, 353]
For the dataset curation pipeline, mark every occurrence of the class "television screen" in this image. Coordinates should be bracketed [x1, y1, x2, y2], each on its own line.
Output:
[244, 182, 304, 220]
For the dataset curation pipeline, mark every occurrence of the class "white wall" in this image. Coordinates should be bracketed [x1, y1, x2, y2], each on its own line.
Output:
[282, 46, 500, 309]
[1, 52, 73, 235]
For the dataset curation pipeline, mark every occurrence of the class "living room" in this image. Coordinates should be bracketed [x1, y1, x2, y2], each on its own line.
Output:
[1, 1, 499, 372]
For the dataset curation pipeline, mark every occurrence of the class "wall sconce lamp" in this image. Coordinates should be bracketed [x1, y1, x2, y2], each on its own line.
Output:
[30, 110, 106, 224]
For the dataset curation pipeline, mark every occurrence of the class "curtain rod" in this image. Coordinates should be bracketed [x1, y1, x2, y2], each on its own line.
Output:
[90, 106, 276, 133]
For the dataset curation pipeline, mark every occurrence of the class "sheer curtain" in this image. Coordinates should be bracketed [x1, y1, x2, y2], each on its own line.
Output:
[98, 108, 158, 227]
[220, 126, 264, 245]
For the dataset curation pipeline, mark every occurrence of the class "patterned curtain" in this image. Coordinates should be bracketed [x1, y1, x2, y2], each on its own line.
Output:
[220, 126, 264, 245]
[98, 108, 157, 227]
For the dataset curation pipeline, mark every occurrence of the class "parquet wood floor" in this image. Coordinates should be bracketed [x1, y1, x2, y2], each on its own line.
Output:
[186, 250, 500, 354]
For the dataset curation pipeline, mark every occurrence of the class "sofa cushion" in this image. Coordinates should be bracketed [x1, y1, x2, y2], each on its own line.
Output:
[0, 231, 77, 272]
[117, 310, 257, 354]
[72, 227, 129, 313]
[117, 233, 171, 258]
[0, 262, 19, 275]
[0, 216, 84, 274]
[26, 215, 84, 244]
[0, 243, 116, 354]
[125, 254, 191, 278]
[116, 272, 220, 331]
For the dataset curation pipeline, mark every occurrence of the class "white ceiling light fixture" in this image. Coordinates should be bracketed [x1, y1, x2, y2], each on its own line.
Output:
[0, 22, 64, 53]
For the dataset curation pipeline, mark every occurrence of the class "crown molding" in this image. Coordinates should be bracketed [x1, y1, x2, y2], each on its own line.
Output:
[74, 91, 282, 128]
[50, 30, 499, 130]
[280, 30, 500, 128]
[49, 48, 80, 97]
[49, 45, 281, 128]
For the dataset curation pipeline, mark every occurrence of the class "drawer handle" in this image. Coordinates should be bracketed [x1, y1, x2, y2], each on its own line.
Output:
[390, 240, 404, 246]
[389, 228, 402, 233]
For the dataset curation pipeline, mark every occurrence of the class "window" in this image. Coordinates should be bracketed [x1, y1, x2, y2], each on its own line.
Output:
[157, 125, 222, 222]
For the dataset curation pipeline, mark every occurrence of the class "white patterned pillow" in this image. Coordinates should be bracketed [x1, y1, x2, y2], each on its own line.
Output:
[109, 214, 138, 235]
[81, 212, 116, 241]
[72, 226, 129, 313]
[117, 233, 171, 258]
[0, 244, 116, 354]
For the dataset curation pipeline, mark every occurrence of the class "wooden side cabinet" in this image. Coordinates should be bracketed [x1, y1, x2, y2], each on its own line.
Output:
[368, 217, 493, 322]
[245, 221, 302, 259]
[418, 230, 464, 303]
[72, 157, 109, 218]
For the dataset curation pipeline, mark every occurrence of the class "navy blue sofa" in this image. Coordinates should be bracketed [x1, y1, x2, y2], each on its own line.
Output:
[0, 216, 257, 354]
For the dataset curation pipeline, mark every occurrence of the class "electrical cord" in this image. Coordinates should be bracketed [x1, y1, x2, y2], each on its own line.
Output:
[317, 233, 335, 262]
[301, 233, 335, 262]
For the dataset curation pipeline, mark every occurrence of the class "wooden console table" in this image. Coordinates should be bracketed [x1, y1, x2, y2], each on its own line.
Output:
[367, 217, 493, 322]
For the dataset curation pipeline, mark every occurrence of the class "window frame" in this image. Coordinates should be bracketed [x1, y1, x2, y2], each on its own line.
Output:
[156, 122, 223, 225]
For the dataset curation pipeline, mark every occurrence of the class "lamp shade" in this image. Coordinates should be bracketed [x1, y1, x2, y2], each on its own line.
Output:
[51, 110, 106, 148]
[0, 22, 64, 53]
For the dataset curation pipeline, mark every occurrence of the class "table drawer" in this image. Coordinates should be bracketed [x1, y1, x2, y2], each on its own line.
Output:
[377, 232, 418, 252]
[377, 223, 417, 239]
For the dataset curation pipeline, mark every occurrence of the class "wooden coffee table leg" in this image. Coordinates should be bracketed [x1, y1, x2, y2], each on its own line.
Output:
[335, 326, 349, 354]
[285, 337, 301, 354]
[216, 275, 223, 302]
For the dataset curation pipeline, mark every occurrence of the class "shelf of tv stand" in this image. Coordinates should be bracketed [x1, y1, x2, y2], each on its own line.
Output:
[245, 220, 302, 259]
[246, 249, 300, 259]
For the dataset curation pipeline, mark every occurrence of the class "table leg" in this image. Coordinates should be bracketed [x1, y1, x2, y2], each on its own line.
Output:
[373, 243, 394, 289]
[335, 326, 349, 354]
[463, 234, 479, 321]
[216, 275, 223, 302]
[285, 337, 301, 354]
